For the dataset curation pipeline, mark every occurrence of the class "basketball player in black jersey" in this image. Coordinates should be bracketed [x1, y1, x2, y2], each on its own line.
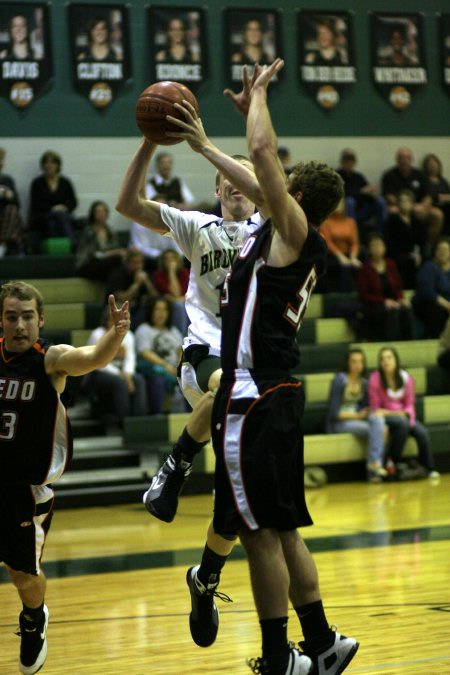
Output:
[0, 281, 130, 675]
[209, 58, 359, 674]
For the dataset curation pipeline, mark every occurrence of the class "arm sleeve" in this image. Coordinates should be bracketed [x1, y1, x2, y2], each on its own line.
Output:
[368, 372, 382, 410]
[160, 204, 213, 261]
[403, 373, 416, 426]
[327, 374, 345, 422]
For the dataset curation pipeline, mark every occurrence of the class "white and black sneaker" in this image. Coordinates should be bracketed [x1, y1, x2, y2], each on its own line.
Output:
[187, 565, 232, 647]
[143, 453, 192, 522]
[17, 604, 49, 674]
[247, 645, 314, 674]
[300, 628, 359, 674]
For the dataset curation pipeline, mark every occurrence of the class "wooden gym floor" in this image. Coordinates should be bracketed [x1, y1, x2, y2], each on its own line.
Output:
[1, 475, 449, 674]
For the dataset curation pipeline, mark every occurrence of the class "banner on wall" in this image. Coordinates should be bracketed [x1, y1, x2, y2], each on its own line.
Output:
[148, 6, 207, 87]
[224, 8, 281, 86]
[298, 11, 356, 110]
[68, 3, 130, 110]
[371, 12, 427, 110]
[0, 3, 52, 109]
[441, 14, 450, 96]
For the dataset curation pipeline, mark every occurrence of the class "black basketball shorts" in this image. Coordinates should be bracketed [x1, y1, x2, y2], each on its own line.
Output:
[212, 369, 313, 535]
[0, 484, 54, 575]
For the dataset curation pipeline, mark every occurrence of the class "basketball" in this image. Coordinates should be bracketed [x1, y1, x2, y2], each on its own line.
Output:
[135, 81, 199, 146]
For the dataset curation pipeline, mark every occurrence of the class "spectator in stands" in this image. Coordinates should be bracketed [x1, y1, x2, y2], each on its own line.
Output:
[422, 153, 450, 233]
[147, 152, 195, 210]
[412, 236, 450, 338]
[381, 147, 444, 251]
[384, 189, 426, 289]
[128, 220, 183, 274]
[326, 348, 388, 483]
[319, 197, 362, 291]
[76, 200, 126, 281]
[152, 249, 189, 336]
[135, 296, 183, 414]
[277, 145, 292, 176]
[0, 147, 27, 255]
[357, 233, 413, 342]
[437, 316, 450, 371]
[81, 306, 147, 427]
[368, 346, 439, 480]
[105, 248, 157, 329]
[336, 148, 387, 240]
[28, 150, 78, 252]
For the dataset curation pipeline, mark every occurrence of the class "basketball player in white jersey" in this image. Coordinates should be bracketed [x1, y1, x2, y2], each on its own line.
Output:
[116, 69, 270, 648]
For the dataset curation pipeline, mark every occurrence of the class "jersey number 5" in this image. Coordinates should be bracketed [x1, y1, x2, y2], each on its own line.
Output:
[284, 267, 318, 331]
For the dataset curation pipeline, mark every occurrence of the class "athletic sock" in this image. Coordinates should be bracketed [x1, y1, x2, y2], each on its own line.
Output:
[196, 544, 229, 589]
[260, 617, 289, 674]
[22, 602, 44, 624]
[172, 427, 207, 465]
[295, 600, 333, 649]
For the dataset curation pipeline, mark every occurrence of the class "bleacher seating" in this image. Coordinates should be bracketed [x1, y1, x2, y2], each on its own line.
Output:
[2, 262, 448, 506]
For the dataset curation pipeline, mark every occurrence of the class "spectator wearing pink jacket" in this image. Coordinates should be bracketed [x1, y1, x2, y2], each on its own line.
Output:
[368, 347, 438, 479]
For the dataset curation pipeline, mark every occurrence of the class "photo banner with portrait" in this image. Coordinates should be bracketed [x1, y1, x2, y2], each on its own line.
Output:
[68, 3, 130, 110]
[0, 3, 52, 109]
[441, 14, 450, 97]
[371, 13, 427, 110]
[298, 11, 356, 110]
[225, 9, 281, 86]
[148, 7, 207, 88]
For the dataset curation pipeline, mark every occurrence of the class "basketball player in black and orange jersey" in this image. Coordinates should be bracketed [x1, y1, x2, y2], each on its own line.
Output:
[0, 281, 130, 675]
[208, 59, 359, 674]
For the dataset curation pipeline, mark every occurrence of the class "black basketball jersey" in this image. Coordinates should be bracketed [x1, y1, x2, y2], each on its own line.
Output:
[220, 219, 327, 373]
[0, 338, 72, 485]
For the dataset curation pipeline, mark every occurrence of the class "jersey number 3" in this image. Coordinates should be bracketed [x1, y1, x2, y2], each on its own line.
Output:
[0, 411, 18, 440]
[284, 267, 318, 331]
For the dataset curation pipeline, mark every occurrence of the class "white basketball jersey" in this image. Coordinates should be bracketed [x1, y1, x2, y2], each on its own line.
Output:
[160, 204, 263, 354]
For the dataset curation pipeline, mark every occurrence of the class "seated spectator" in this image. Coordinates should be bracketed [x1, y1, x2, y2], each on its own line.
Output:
[76, 200, 126, 281]
[326, 348, 387, 483]
[381, 147, 444, 251]
[412, 237, 450, 337]
[277, 145, 292, 176]
[422, 153, 450, 233]
[153, 249, 189, 336]
[105, 248, 157, 329]
[336, 148, 387, 240]
[81, 306, 147, 428]
[368, 347, 439, 480]
[384, 189, 426, 289]
[28, 150, 78, 252]
[0, 147, 27, 255]
[135, 296, 183, 414]
[129, 220, 183, 274]
[319, 197, 362, 292]
[147, 152, 195, 210]
[357, 233, 413, 342]
[437, 316, 450, 371]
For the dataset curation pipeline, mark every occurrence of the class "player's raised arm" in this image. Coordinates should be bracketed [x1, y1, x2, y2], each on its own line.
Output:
[165, 68, 268, 214]
[45, 296, 130, 389]
[246, 59, 308, 252]
[116, 137, 168, 232]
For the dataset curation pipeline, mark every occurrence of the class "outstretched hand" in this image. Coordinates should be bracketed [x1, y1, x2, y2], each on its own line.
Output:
[108, 294, 130, 336]
[223, 64, 262, 117]
[251, 58, 284, 92]
[165, 101, 208, 152]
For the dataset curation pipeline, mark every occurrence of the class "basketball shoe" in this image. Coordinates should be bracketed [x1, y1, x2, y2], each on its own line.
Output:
[17, 604, 49, 674]
[247, 645, 314, 674]
[143, 452, 192, 522]
[186, 565, 232, 647]
[300, 627, 359, 674]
